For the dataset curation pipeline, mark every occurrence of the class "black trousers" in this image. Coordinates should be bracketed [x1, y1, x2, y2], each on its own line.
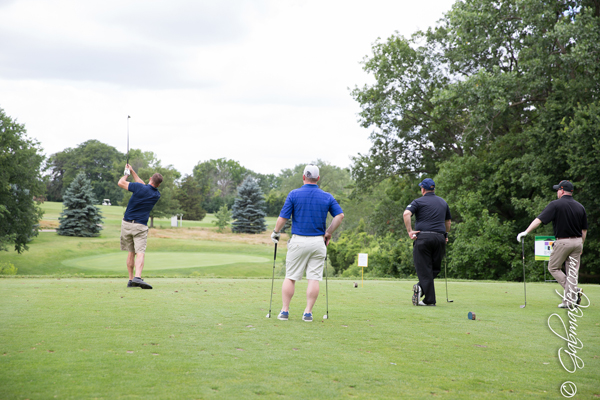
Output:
[413, 233, 446, 305]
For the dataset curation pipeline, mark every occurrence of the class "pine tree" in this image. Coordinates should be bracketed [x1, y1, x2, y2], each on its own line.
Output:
[231, 177, 267, 234]
[57, 173, 104, 237]
[213, 205, 232, 233]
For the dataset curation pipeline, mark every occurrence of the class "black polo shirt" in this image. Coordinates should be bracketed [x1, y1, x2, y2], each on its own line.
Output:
[406, 192, 451, 234]
[537, 195, 588, 238]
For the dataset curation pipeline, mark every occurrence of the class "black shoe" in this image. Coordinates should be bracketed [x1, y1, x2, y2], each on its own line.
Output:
[127, 280, 134, 288]
[131, 277, 152, 289]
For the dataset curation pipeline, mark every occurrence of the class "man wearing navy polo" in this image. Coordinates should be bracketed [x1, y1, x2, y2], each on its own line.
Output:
[403, 178, 451, 306]
[118, 164, 162, 289]
[271, 165, 344, 322]
[517, 180, 588, 308]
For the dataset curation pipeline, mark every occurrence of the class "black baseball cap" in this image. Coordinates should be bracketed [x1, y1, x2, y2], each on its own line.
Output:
[552, 180, 574, 191]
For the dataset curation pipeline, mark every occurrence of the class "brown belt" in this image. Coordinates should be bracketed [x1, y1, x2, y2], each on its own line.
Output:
[556, 237, 581, 240]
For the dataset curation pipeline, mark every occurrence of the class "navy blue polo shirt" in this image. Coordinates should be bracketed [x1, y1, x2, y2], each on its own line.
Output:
[279, 184, 343, 236]
[123, 182, 161, 226]
[537, 195, 587, 238]
[406, 192, 451, 234]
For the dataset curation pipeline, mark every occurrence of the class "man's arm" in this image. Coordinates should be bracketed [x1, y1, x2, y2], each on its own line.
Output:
[118, 175, 129, 190]
[403, 210, 419, 241]
[517, 218, 542, 242]
[525, 218, 542, 234]
[128, 165, 145, 184]
[324, 213, 344, 246]
[274, 217, 288, 233]
[445, 219, 451, 243]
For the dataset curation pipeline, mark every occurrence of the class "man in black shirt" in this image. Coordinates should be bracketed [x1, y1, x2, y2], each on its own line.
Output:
[517, 180, 588, 308]
[403, 178, 452, 306]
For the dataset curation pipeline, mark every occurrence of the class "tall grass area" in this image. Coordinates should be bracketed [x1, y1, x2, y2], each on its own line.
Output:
[5, 202, 279, 277]
[1, 279, 598, 399]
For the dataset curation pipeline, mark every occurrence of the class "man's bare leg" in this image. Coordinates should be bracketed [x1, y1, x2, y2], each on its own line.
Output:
[126, 252, 135, 280]
[134, 253, 145, 278]
[305, 279, 320, 314]
[281, 278, 296, 312]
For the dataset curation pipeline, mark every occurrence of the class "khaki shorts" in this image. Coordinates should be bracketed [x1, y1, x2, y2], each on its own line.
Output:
[286, 235, 327, 281]
[120, 220, 149, 253]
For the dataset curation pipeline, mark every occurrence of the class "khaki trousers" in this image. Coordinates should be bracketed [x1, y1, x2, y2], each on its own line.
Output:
[548, 238, 583, 305]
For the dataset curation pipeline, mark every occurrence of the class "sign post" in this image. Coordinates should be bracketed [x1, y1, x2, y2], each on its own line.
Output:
[357, 253, 368, 287]
[535, 236, 556, 282]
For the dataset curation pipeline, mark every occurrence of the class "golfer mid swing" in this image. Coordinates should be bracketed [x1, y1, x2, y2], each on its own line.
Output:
[271, 165, 344, 322]
[118, 164, 162, 289]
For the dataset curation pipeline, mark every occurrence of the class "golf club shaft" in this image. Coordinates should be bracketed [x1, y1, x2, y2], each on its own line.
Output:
[324, 251, 328, 317]
[445, 256, 449, 301]
[522, 238, 526, 307]
[126, 116, 130, 165]
[268, 243, 277, 317]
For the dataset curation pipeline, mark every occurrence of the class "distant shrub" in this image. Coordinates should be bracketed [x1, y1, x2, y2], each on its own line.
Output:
[0, 261, 18, 275]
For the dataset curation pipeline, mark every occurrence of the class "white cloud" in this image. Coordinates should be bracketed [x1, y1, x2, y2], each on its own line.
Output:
[0, 0, 456, 176]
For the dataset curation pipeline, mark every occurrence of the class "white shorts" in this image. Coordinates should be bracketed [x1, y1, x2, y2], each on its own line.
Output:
[285, 235, 327, 281]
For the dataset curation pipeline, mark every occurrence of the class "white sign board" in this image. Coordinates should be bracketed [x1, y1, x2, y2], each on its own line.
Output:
[171, 216, 178, 227]
[535, 236, 555, 261]
[357, 253, 368, 267]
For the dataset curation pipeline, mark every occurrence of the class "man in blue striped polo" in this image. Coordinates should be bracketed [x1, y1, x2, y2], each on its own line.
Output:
[271, 165, 344, 322]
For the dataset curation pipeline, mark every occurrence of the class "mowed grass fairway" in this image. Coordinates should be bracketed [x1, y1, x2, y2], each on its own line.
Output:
[1, 279, 599, 399]
[2, 202, 600, 398]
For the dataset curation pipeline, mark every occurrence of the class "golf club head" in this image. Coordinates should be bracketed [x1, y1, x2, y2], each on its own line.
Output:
[520, 305, 526, 308]
[323, 315, 328, 320]
[266, 313, 270, 318]
[447, 300, 454, 303]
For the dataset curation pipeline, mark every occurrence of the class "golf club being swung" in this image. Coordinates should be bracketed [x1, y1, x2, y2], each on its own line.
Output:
[520, 238, 527, 308]
[445, 256, 453, 303]
[266, 243, 277, 318]
[124, 116, 131, 175]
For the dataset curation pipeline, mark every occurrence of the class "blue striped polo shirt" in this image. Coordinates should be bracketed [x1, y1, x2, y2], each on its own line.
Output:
[279, 184, 343, 236]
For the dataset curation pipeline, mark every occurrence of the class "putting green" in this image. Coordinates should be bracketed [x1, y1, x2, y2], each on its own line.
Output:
[62, 252, 269, 272]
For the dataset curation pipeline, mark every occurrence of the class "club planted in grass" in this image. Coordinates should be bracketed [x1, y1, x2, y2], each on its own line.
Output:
[323, 252, 329, 320]
[266, 243, 277, 318]
[445, 257, 453, 303]
[520, 238, 527, 308]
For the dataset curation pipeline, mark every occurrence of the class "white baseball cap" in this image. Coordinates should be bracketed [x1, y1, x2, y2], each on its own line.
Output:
[303, 164, 320, 179]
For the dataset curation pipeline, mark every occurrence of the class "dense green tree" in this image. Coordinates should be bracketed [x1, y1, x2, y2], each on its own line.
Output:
[231, 177, 267, 234]
[0, 107, 45, 253]
[45, 140, 125, 204]
[351, 0, 600, 281]
[264, 190, 287, 217]
[193, 158, 248, 213]
[278, 160, 353, 203]
[57, 173, 104, 237]
[176, 175, 206, 221]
